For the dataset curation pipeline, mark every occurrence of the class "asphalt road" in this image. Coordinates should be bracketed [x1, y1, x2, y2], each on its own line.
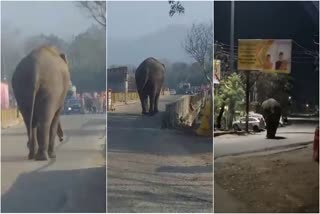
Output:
[214, 121, 317, 159]
[214, 119, 318, 213]
[107, 95, 213, 212]
[1, 114, 106, 213]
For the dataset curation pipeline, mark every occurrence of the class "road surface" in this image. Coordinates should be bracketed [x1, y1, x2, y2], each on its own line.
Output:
[214, 119, 318, 212]
[1, 114, 106, 213]
[107, 95, 213, 212]
[215, 121, 317, 158]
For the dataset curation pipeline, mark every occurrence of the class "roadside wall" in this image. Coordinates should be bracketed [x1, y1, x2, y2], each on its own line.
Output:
[1, 108, 23, 129]
[164, 93, 206, 128]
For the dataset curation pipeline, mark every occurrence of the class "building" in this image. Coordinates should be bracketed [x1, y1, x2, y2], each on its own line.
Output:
[107, 66, 136, 92]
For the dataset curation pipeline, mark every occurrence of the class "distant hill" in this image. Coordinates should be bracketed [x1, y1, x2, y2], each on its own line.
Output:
[107, 24, 195, 67]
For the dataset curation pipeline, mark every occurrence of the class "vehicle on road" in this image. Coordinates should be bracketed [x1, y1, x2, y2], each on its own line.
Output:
[313, 125, 319, 162]
[233, 117, 265, 132]
[64, 98, 82, 114]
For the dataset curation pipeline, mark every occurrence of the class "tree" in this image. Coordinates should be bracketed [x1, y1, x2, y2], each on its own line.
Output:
[68, 25, 106, 92]
[168, 1, 185, 17]
[215, 73, 245, 130]
[23, 34, 69, 55]
[255, 73, 293, 115]
[184, 22, 213, 85]
[77, 1, 106, 28]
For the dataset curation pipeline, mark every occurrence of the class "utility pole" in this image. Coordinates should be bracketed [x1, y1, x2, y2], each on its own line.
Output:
[230, 0, 235, 73]
[245, 71, 250, 132]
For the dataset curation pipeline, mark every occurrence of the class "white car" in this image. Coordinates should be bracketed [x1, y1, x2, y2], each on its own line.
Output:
[233, 117, 265, 132]
[170, 89, 176, 95]
[249, 111, 284, 127]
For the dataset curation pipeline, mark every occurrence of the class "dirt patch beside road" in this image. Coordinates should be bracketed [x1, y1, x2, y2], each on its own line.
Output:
[215, 145, 319, 213]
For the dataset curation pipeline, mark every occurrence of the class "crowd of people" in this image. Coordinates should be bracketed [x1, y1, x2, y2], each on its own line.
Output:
[66, 91, 106, 114]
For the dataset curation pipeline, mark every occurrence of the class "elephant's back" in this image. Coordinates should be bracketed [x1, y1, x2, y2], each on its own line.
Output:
[135, 57, 165, 77]
[262, 98, 281, 108]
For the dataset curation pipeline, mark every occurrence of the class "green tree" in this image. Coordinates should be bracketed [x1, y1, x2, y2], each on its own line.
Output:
[68, 25, 106, 92]
[215, 73, 245, 130]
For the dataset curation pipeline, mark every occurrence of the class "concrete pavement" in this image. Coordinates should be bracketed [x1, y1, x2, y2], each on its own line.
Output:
[107, 95, 213, 212]
[1, 114, 106, 212]
[214, 120, 318, 212]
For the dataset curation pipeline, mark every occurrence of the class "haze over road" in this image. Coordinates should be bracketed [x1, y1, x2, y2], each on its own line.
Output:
[1, 114, 106, 213]
[107, 95, 213, 212]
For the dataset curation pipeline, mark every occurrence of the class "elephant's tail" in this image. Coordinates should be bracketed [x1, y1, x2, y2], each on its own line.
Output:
[28, 76, 38, 145]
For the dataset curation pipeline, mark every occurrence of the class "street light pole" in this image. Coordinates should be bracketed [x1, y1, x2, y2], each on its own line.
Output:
[230, 0, 235, 73]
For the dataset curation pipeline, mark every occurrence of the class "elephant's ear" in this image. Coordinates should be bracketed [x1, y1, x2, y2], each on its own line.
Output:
[60, 53, 68, 65]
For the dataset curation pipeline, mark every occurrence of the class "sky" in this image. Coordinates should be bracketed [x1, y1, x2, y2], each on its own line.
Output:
[1, 1, 96, 41]
[107, 1, 213, 39]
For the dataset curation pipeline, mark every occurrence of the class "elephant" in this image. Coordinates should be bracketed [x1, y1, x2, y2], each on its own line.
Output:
[135, 57, 165, 116]
[57, 121, 64, 142]
[26, 121, 63, 150]
[261, 98, 282, 139]
[12, 45, 70, 160]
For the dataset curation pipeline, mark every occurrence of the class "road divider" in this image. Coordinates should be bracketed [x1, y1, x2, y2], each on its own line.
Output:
[163, 93, 208, 130]
[1, 108, 23, 129]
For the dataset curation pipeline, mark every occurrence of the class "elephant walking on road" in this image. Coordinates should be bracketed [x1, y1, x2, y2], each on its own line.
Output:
[12, 45, 70, 160]
[261, 98, 282, 139]
[135, 57, 165, 116]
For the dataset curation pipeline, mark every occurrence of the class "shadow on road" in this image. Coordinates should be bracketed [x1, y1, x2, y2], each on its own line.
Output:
[268, 136, 287, 140]
[1, 166, 106, 213]
[108, 112, 212, 156]
[156, 165, 213, 173]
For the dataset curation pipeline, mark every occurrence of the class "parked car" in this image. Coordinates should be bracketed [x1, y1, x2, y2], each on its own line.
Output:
[232, 117, 264, 132]
[170, 89, 176, 95]
[313, 125, 319, 162]
[248, 112, 266, 128]
[64, 98, 82, 114]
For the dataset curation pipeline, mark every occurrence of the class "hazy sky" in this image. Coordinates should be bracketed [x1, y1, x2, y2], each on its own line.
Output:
[107, 1, 213, 39]
[1, 1, 96, 41]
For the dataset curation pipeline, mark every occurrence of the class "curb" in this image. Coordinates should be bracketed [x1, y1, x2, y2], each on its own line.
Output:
[214, 141, 314, 160]
[214, 130, 247, 137]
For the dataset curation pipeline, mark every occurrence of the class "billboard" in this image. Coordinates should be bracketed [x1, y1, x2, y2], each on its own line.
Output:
[213, 60, 221, 84]
[238, 39, 292, 73]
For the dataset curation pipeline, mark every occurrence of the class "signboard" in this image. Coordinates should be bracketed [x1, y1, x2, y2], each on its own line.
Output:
[213, 60, 221, 84]
[238, 39, 292, 73]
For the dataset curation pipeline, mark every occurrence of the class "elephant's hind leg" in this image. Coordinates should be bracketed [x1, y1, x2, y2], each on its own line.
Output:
[35, 101, 55, 161]
[28, 127, 38, 159]
[139, 93, 148, 115]
[48, 109, 62, 158]
[153, 92, 160, 114]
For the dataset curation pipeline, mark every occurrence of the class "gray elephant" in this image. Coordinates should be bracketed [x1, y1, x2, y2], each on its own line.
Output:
[261, 98, 282, 139]
[12, 45, 70, 160]
[135, 57, 165, 116]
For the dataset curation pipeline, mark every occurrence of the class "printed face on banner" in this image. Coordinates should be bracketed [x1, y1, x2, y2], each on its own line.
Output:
[238, 39, 292, 73]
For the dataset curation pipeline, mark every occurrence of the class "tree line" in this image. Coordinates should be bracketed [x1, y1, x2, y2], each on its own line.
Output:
[1, 25, 106, 94]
